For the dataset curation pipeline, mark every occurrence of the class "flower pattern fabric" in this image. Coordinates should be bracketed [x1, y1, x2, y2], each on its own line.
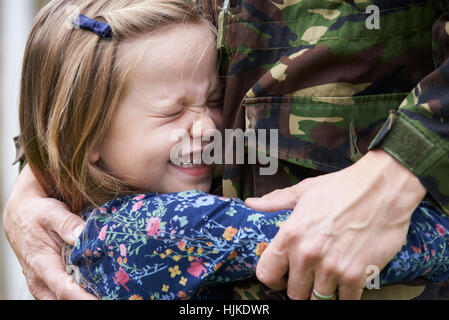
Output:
[65, 191, 449, 300]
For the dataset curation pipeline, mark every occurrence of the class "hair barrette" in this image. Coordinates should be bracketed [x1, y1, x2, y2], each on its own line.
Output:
[74, 14, 112, 39]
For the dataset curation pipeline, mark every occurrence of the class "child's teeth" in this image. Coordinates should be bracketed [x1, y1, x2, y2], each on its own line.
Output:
[179, 162, 203, 168]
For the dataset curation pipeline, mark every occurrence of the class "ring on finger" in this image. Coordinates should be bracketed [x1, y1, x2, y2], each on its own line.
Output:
[312, 288, 336, 300]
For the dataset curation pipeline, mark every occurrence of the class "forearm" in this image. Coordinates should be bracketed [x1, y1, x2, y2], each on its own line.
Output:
[368, 12, 449, 215]
[66, 191, 290, 300]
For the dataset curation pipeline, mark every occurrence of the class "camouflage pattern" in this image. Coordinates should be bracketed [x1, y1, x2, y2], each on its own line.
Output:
[196, 0, 449, 300]
[208, 0, 449, 214]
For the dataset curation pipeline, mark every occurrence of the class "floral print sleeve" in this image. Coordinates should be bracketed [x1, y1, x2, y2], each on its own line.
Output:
[65, 191, 449, 300]
[65, 190, 289, 300]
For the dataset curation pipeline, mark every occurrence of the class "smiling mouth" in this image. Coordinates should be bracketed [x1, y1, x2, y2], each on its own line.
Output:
[169, 150, 213, 176]
[170, 160, 213, 177]
[176, 162, 208, 168]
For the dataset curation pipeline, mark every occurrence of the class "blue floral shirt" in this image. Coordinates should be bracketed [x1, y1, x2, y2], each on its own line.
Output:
[65, 191, 449, 300]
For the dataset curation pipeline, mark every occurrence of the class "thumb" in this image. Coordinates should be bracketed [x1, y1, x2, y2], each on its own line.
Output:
[245, 186, 301, 212]
[42, 201, 86, 246]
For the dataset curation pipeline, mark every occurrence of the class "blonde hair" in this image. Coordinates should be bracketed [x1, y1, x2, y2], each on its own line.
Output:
[20, 0, 215, 213]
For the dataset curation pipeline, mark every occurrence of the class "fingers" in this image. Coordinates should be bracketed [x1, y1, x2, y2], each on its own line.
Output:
[38, 291, 58, 300]
[25, 248, 97, 300]
[35, 274, 96, 300]
[288, 267, 364, 300]
[285, 243, 338, 300]
[28, 269, 96, 300]
[41, 201, 86, 246]
[337, 267, 366, 300]
[257, 237, 366, 300]
[309, 261, 338, 300]
[41, 255, 98, 300]
[256, 235, 289, 291]
[310, 265, 365, 300]
[338, 286, 364, 300]
[245, 185, 302, 212]
[286, 264, 314, 300]
[27, 277, 57, 300]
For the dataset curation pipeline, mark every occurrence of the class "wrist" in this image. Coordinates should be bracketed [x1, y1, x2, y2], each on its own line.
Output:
[359, 149, 426, 212]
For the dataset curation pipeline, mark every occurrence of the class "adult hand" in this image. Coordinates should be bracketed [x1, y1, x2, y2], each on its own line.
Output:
[245, 149, 427, 300]
[2, 165, 97, 300]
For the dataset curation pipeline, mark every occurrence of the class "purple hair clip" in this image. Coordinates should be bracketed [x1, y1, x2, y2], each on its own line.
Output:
[76, 14, 112, 39]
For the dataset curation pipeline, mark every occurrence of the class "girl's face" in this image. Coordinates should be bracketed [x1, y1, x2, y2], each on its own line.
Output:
[91, 23, 223, 194]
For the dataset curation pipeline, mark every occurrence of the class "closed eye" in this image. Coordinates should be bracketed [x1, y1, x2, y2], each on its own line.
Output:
[207, 100, 222, 109]
[150, 108, 184, 119]
[169, 110, 184, 116]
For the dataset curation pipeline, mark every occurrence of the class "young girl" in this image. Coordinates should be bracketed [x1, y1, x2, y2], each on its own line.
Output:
[20, 0, 449, 300]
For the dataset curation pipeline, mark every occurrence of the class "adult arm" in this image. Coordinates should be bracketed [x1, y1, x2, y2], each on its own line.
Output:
[2, 165, 96, 300]
[67, 186, 449, 300]
[365, 12, 449, 215]
[246, 10, 449, 300]
[246, 149, 427, 300]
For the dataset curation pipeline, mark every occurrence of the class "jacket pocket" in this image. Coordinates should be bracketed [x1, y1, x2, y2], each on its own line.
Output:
[244, 93, 408, 172]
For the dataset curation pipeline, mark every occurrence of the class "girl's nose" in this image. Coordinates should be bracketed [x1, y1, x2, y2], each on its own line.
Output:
[189, 107, 217, 139]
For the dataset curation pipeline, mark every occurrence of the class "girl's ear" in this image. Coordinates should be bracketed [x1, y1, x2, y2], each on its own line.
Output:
[88, 146, 101, 164]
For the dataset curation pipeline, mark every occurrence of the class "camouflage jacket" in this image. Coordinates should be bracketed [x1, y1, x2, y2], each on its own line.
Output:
[198, 0, 449, 216]
[196, 0, 449, 300]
